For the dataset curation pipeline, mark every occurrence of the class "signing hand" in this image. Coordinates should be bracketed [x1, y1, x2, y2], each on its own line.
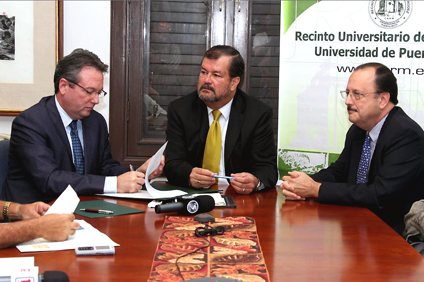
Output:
[117, 171, 145, 193]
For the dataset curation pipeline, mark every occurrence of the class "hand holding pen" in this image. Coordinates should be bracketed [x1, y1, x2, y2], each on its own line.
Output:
[117, 165, 145, 193]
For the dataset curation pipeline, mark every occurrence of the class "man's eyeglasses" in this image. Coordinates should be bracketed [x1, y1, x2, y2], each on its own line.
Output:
[340, 90, 380, 100]
[65, 78, 107, 98]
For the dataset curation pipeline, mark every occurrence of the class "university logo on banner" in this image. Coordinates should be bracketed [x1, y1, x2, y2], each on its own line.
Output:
[369, 0, 412, 29]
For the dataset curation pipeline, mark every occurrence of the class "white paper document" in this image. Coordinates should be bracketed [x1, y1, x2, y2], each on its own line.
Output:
[16, 220, 119, 253]
[144, 141, 187, 198]
[98, 142, 188, 199]
[46, 184, 80, 215]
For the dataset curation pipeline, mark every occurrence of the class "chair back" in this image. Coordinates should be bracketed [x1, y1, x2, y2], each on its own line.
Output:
[0, 139, 10, 195]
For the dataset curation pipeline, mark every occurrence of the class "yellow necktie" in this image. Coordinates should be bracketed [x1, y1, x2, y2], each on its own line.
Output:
[202, 110, 222, 173]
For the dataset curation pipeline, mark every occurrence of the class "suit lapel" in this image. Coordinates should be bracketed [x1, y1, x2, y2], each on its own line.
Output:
[193, 96, 209, 146]
[46, 97, 73, 163]
[81, 117, 93, 174]
[367, 107, 397, 180]
[225, 91, 245, 164]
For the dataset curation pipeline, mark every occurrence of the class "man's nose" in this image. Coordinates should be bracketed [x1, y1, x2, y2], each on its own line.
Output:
[91, 93, 100, 104]
[204, 73, 212, 84]
[345, 93, 353, 105]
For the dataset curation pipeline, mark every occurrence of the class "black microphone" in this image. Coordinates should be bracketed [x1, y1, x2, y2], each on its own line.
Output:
[0, 271, 69, 282]
[155, 195, 215, 215]
[41, 271, 70, 282]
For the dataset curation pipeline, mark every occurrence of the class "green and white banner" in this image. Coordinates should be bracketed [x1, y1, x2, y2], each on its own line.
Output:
[278, 0, 422, 176]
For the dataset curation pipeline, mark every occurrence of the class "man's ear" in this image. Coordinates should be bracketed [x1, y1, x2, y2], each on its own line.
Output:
[379, 92, 390, 109]
[230, 76, 240, 91]
[58, 78, 68, 95]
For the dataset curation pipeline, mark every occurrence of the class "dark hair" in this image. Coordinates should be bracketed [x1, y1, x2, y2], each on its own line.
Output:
[203, 45, 245, 87]
[53, 48, 108, 93]
[355, 62, 398, 105]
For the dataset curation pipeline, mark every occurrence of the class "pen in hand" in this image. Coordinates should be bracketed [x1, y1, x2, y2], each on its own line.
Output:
[80, 209, 114, 214]
[213, 175, 234, 180]
[129, 164, 134, 171]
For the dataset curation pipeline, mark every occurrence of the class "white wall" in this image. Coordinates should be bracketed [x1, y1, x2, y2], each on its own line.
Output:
[0, 1, 111, 135]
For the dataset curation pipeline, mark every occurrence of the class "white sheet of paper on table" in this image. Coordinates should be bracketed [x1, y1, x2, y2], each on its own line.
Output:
[16, 220, 119, 252]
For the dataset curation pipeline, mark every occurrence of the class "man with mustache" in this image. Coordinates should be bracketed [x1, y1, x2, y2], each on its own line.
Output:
[164, 45, 277, 194]
[281, 62, 424, 235]
[2, 49, 163, 204]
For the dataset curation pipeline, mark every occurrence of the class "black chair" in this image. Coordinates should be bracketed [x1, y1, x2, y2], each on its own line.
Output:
[0, 139, 10, 196]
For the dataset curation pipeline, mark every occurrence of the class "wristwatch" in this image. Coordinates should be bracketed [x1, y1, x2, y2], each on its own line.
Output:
[255, 179, 265, 192]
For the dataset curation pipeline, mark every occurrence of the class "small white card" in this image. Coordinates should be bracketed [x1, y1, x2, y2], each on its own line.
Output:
[0, 257, 38, 282]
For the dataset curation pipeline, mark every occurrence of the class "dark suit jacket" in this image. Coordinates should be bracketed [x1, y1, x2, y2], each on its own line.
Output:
[312, 107, 424, 233]
[2, 96, 128, 204]
[164, 89, 278, 190]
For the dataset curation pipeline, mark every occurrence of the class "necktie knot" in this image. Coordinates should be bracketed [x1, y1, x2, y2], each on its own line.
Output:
[70, 120, 78, 131]
[212, 110, 221, 121]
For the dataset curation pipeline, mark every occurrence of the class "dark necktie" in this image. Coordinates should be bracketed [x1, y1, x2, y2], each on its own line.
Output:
[357, 133, 371, 184]
[70, 120, 85, 174]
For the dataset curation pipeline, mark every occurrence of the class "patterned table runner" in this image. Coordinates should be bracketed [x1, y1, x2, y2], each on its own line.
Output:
[148, 216, 270, 282]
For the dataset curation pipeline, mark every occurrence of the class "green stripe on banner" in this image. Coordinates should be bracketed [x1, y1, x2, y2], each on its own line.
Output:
[283, 0, 321, 35]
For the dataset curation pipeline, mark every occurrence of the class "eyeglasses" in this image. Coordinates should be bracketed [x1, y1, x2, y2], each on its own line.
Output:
[65, 78, 107, 98]
[340, 90, 380, 100]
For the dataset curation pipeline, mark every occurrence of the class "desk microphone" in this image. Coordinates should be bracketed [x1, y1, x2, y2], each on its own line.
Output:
[155, 195, 215, 215]
[0, 271, 69, 282]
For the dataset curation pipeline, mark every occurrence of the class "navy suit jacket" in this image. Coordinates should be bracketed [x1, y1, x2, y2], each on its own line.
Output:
[312, 107, 424, 233]
[164, 89, 278, 190]
[2, 96, 128, 203]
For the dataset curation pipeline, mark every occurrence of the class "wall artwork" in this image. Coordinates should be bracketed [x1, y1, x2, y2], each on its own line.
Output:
[0, 1, 60, 116]
[0, 13, 15, 60]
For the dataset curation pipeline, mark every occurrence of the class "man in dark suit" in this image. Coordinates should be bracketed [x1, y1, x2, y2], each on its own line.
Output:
[2, 49, 163, 204]
[164, 45, 277, 194]
[281, 62, 424, 234]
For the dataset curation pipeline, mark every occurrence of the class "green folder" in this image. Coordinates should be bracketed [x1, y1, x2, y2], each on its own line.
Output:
[74, 200, 145, 218]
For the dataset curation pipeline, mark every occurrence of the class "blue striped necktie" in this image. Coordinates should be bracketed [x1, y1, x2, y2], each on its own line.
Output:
[69, 120, 85, 174]
[357, 133, 371, 184]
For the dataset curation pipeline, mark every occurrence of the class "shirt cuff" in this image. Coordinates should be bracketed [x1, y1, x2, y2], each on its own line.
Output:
[103, 176, 118, 193]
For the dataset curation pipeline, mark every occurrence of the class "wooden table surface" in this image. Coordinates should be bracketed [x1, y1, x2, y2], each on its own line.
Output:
[1, 185, 424, 281]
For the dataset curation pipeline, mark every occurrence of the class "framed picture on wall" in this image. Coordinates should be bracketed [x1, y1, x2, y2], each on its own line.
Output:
[0, 1, 63, 116]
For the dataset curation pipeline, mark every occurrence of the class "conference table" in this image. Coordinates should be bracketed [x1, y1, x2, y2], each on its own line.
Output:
[2, 184, 424, 281]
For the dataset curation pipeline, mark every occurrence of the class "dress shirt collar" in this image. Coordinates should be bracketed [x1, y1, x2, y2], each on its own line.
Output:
[55, 95, 74, 128]
[206, 98, 234, 121]
[369, 113, 388, 143]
